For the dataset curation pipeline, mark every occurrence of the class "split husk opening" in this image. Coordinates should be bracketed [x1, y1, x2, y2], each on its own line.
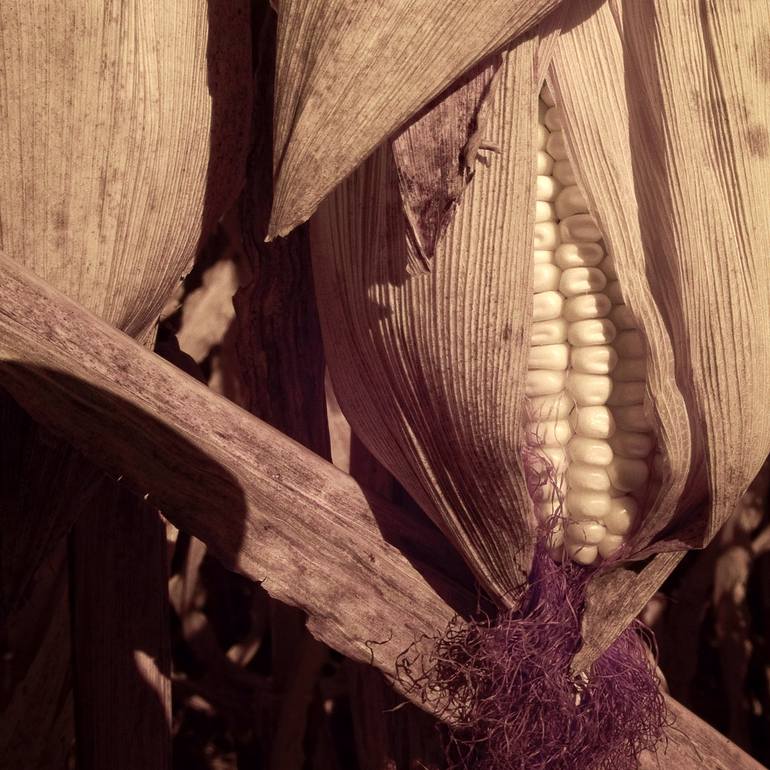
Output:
[273, 0, 770, 758]
[305, 0, 770, 641]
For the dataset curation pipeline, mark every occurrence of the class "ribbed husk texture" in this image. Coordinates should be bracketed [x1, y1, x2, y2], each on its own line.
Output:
[0, 0, 251, 337]
[289, 0, 770, 651]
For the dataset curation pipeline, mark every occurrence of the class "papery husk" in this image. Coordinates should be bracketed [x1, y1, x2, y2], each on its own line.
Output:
[547, 0, 770, 666]
[269, 0, 565, 239]
[310, 39, 540, 605]
[0, 0, 251, 337]
[391, 56, 502, 274]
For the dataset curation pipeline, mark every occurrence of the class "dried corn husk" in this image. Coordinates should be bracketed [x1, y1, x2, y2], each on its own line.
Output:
[309, 0, 770, 636]
[311, 40, 540, 603]
[551, 0, 770, 662]
[269, 0, 565, 239]
[0, 0, 251, 337]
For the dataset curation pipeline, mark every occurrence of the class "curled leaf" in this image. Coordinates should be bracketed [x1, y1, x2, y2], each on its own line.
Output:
[0, 0, 251, 336]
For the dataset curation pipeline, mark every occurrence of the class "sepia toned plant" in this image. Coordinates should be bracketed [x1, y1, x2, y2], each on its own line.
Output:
[268, 0, 770, 765]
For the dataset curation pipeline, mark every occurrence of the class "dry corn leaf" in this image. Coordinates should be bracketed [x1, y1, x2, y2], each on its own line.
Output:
[0, 0, 251, 337]
[269, 0, 565, 240]
[547, 0, 770, 665]
[311, 39, 539, 604]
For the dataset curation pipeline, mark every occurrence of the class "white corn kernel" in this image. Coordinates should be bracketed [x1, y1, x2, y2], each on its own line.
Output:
[609, 430, 654, 459]
[600, 254, 617, 280]
[527, 419, 572, 447]
[613, 404, 653, 432]
[537, 150, 554, 175]
[535, 200, 556, 223]
[605, 280, 624, 304]
[566, 542, 599, 565]
[552, 159, 576, 186]
[531, 318, 568, 346]
[559, 214, 602, 242]
[566, 489, 611, 519]
[567, 372, 613, 406]
[559, 267, 607, 297]
[533, 263, 561, 292]
[566, 520, 606, 546]
[555, 185, 589, 218]
[544, 105, 561, 130]
[537, 446, 568, 473]
[546, 130, 568, 160]
[614, 329, 646, 358]
[567, 462, 611, 492]
[563, 293, 612, 322]
[570, 406, 615, 439]
[534, 221, 561, 250]
[607, 458, 650, 492]
[603, 496, 638, 535]
[534, 249, 554, 264]
[567, 318, 617, 346]
[598, 534, 624, 559]
[612, 357, 647, 381]
[528, 343, 569, 370]
[535, 500, 563, 524]
[528, 393, 574, 421]
[608, 381, 645, 406]
[526, 369, 567, 397]
[554, 242, 604, 268]
[532, 474, 567, 502]
[571, 345, 617, 374]
[536, 175, 562, 202]
[533, 291, 564, 322]
[567, 437, 613, 466]
[609, 304, 636, 330]
[537, 123, 550, 150]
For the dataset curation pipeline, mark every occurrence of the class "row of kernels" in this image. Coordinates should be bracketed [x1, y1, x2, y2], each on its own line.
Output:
[541, 120, 617, 564]
[528, 98, 572, 529]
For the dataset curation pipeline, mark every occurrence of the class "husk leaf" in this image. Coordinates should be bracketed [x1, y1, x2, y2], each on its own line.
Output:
[310, 39, 540, 605]
[270, 0, 565, 239]
[550, 0, 770, 666]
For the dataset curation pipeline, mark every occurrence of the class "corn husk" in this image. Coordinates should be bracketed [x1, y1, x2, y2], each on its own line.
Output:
[311, 39, 540, 603]
[269, 0, 565, 239]
[307, 0, 770, 653]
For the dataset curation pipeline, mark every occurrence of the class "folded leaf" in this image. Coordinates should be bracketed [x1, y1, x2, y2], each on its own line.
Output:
[392, 55, 502, 273]
[270, 0, 565, 239]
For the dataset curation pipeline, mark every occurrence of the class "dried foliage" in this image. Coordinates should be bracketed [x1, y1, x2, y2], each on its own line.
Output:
[2, 1, 770, 768]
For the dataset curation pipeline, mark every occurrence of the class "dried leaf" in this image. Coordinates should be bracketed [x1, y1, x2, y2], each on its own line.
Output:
[0, 0, 251, 337]
[269, 0, 565, 238]
[310, 39, 539, 605]
[549, 0, 770, 661]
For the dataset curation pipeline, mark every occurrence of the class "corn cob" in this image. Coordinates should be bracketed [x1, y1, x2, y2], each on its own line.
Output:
[527, 84, 656, 565]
